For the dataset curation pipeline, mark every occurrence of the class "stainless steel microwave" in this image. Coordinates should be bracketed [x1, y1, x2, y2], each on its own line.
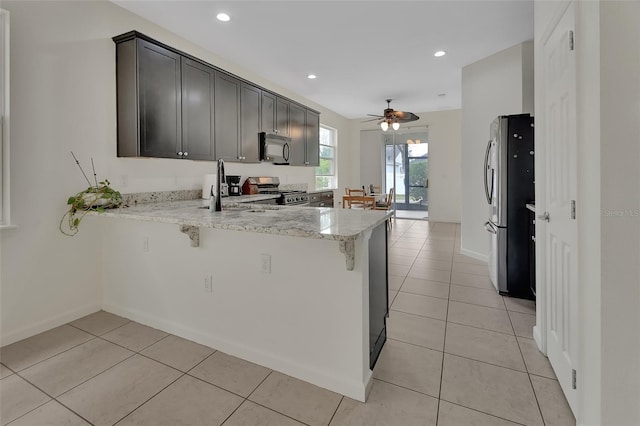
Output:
[259, 132, 290, 165]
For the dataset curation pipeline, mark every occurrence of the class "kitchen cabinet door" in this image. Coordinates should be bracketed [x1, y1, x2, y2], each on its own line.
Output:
[261, 91, 276, 133]
[276, 97, 290, 137]
[214, 72, 241, 161]
[289, 103, 306, 166]
[181, 58, 215, 161]
[137, 38, 182, 158]
[240, 83, 261, 162]
[305, 110, 320, 167]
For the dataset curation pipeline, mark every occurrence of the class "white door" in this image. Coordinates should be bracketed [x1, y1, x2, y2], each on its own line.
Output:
[542, 2, 578, 413]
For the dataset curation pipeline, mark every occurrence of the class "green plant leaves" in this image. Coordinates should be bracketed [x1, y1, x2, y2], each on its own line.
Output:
[60, 181, 123, 236]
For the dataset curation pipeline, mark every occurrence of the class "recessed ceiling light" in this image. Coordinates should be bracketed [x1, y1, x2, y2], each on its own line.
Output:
[434, 50, 446, 57]
[216, 13, 230, 22]
[307, 74, 317, 79]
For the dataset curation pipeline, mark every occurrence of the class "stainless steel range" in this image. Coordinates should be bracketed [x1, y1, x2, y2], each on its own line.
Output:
[242, 177, 309, 206]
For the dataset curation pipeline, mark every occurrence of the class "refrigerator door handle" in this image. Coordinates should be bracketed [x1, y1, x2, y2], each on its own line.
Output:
[484, 221, 497, 234]
[484, 140, 493, 204]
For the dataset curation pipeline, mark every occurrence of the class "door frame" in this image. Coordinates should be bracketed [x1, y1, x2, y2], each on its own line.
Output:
[382, 127, 429, 215]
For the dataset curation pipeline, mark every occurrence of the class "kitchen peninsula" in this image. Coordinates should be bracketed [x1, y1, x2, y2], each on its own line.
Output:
[93, 197, 390, 401]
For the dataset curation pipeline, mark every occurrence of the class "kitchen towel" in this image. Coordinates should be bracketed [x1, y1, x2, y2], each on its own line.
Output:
[202, 174, 216, 199]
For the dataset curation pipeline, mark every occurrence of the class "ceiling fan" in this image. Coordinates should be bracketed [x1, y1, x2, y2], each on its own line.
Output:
[363, 99, 420, 131]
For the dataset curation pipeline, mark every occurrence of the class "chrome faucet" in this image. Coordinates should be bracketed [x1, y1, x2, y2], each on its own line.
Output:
[214, 158, 225, 211]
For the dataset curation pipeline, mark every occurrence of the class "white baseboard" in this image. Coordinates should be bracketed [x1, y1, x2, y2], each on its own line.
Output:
[102, 303, 369, 402]
[1, 303, 101, 346]
[459, 247, 489, 263]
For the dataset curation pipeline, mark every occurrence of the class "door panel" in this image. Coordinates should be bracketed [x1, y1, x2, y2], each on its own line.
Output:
[214, 72, 240, 161]
[543, 2, 578, 413]
[181, 58, 215, 160]
[137, 39, 182, 158]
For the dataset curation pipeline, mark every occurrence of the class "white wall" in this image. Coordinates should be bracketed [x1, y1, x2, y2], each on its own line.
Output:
[0, 0, 353, 345]
[599, 1, 640, 423]
[460, 42, 534, 260]
[356, 109, 462, 222]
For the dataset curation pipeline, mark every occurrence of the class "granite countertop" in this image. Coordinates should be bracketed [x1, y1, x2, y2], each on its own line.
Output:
[96, 199, 391, 242]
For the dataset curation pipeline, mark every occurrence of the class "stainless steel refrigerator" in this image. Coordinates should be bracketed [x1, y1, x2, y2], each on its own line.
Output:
[484, 114, 535, 299]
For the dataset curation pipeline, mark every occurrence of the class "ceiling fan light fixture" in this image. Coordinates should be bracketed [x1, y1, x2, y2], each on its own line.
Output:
[380, 121, 389, 131]
[392, 121, 400, 131]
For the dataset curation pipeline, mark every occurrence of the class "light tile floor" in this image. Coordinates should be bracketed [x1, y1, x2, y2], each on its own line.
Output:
[0, 221, 575, 425]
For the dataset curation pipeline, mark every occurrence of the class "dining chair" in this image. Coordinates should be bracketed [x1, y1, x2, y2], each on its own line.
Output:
[373, 188, 394, 229]
[346, 195, 375, 209]
[374, 188, 394, 210]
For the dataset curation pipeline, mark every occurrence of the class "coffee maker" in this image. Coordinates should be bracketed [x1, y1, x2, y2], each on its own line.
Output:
[226, 175, 242, 196]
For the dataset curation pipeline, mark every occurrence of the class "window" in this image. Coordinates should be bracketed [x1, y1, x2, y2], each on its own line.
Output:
[0, 9, 9, 227]
[315, 125, 337, 190]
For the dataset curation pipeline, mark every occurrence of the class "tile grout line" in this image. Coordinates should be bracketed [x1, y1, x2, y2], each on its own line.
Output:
[435, 225, 457, 425]
[439, 399, 529, 426]
[326, 396, 344, 426]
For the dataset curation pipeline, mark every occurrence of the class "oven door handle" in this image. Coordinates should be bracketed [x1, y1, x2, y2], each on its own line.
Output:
[484, 221, 497, 234]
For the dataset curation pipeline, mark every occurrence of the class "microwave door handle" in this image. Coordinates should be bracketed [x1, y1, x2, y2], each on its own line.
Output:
[283, 142, 290, 162]
[484, 140, 492, 204]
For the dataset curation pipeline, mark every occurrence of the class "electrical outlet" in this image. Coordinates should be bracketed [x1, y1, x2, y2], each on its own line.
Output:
[261, 254, 271, 273]
[204, 275, 213, 292]
[143, 236, 149, 252]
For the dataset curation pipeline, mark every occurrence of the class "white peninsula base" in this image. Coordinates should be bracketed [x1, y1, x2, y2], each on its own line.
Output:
[100, 216, 384, 401]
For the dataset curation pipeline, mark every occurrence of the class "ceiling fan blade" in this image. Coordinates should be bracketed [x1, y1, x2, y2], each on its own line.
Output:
[394, 111, 420, 123]
[361, 117, 382, 123]
[366, 114, 383, 118]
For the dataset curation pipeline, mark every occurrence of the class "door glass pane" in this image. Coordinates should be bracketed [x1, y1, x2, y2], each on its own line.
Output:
[384, 130, 429, 219]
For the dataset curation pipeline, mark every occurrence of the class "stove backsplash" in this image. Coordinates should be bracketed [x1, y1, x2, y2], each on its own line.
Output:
[279, 183, 308, 192]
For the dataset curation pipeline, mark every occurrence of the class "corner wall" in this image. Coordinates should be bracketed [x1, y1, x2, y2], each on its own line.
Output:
[0, 0, 352, 345]
[460, 42, 534, 260]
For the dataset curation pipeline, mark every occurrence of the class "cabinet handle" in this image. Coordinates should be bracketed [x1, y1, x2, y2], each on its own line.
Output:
[178, 151, 183, 156]
[183, 152, 188, 157]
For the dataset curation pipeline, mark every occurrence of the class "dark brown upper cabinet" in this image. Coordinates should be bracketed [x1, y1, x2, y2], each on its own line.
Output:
[213, 72, 241, 161]
[289, 103, 319, 166]
[115, 37, 183, 158]
[181, 58, 215, 160]
[113, 31, 319, 164]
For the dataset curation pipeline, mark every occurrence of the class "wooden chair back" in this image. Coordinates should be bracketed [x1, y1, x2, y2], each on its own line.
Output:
[346, 188, 365, 196]
[374, 187, 394, 210]
[346, 195, 375, 209]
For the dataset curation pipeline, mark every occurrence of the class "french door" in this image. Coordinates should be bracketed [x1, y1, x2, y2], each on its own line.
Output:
[384, 130, 429, 216]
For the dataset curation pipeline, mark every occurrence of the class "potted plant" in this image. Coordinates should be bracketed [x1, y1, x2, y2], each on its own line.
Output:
[59, 152, 123, 236]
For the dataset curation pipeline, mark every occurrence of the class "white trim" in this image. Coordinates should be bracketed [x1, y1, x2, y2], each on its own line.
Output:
[459, 247, 488, 263]
[0, 9, 10, 227]
[316, 124, 338, 190]
[0, 303, 102, 347]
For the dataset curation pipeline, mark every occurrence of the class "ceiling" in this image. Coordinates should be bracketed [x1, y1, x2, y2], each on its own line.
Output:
[113, 1, 534, 120]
